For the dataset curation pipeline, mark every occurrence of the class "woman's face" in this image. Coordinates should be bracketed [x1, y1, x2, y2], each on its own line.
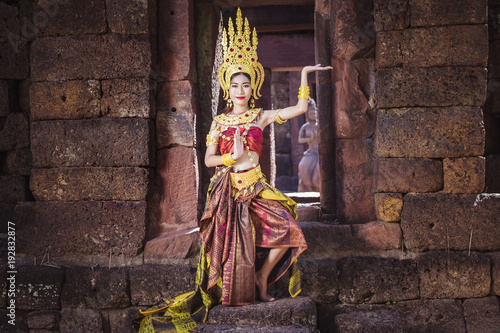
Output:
[229, 74, 252, 109]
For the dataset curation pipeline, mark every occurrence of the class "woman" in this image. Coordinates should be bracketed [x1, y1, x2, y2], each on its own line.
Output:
[134, 8, 331, 332]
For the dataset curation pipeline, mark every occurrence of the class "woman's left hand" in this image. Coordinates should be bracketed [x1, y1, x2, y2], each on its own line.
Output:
[302, 64, 333, 74]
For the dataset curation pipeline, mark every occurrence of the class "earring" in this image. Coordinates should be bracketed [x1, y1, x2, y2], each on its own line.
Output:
[227, 99, 233, 107]
[250, 97, 255, 109]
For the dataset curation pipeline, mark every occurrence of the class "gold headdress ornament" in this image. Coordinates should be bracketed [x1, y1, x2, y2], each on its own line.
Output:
[218, 8, 265, 102]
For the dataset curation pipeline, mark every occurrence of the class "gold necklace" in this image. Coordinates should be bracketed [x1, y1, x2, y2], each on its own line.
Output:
[214, 108, 261, 126]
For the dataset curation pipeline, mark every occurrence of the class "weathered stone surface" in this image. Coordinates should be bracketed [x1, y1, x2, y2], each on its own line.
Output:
[463, 297, 500, 333]
[153, 147, 199, 235]
[490, 5, 500, 40]
[61, 267, 129, 308]
[335, 309, 403, 333]
[491, 253, 500, 295]
[158, 0, 196, 80]
[376, 67, 487, 108]
[27, 310, 61, 330]
[156, 80, 196, 148]
[60, 308, 104, 333]
[105, 307, 143, 333]
[0, 3, 19, 43]
[0, 309, 29, 333]
[486, 154, 500, 193]
[0, 80, 8, 117]
[336, 138, 375, 223]
[489, 40, 500, 79]
[377, 25, 487, 68]
[374, 193, 403, 222]
[31, 119, 154, 167]
[296, 204, 322, 222]
[332, 58, 374, 139]
[101, 78, 154, 118]
[0, 175, 26, 204]
[30, 80, 101, 120]
[194, 324, 311, 333]
[0, 112, 30, 151]
[486, 78, 500, 114]
[0, 42, 30, 79]
[208, 297, 317, 331]
[4, 148, 32, 175]
[443, 157, 485, 193]
[401, 193, 500, 251]
[417, 251, 490, 299]
[35, 0, 106, 36]
[14, 201, 147, 256]
[394, 299, 466, 332]
[410, 0, 487, 27]
[144, 228, 201, 261]
[106, 0, 153, 34]
[31, 35, 151, 81]
[374, 158, 442, 192]
[339, 257, 419, 304]
[331, 0, 374, 60]
[374, 0, 409, 32]
[129, 264, 195, 305]
[0, 204, 16, 233]
[31, 167, 152, 201]
[300, 221, 401, 258]
[376, 107, 485, 158]
[16, 265, 65, 310]
[485, 114, 500, 154]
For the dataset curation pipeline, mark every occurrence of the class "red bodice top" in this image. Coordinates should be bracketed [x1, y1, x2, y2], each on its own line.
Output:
[219, 126, 263, 157]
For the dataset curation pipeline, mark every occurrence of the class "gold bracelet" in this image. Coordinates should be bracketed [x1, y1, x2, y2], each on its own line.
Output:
[221, 152, 236, 166]
[206, 134, 219, 147]
[275, 108, 287, 124]
[298, 86, 310, 100]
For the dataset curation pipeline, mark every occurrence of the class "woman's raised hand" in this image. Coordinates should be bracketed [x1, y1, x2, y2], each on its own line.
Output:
[302, 64, 333, 74]
[233, 128, 244, 160]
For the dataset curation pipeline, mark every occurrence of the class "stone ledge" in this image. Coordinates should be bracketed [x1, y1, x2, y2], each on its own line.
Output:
[194, 324, 312, 333]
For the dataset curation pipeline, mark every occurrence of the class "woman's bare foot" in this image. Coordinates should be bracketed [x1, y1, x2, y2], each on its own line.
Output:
[255, 273, 275, 302]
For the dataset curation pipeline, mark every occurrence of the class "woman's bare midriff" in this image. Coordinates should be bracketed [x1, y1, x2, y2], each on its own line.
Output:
[232, 150, 260, 172]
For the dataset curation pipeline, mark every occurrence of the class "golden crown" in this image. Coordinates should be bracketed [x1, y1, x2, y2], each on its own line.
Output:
[218, 8, 265, 101]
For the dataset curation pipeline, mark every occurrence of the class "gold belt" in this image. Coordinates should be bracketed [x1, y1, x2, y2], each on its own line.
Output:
[230, 165, 263, 191]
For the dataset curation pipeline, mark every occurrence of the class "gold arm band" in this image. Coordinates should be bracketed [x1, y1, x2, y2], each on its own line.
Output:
[206, 134, 219, 146]
[298, 86, 310, 100]
[275, 108, 287, 124]
[221, 152, 236, 166]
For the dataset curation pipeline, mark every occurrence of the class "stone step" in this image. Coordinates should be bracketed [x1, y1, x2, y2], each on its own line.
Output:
[206, 296, 317, 332]
[286, 192, 320, 204]
[194, 323, 311, 332]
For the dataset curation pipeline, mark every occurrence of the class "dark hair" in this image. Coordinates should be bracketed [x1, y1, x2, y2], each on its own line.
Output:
[219, 72, 253, 114]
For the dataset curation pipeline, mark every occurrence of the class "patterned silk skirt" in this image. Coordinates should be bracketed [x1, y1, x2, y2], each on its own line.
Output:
[133, 165, 307, 332]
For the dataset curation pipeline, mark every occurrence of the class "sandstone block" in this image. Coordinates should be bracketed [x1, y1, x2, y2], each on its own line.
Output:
[486, 155, 500, 192]
[4, 148, 32, 175]
[339, 257, 419, 304]
[0, 112, 30, 151]
[463, 297, 500, 333]
[335, 309, 403, 333]
[101, 78, 155, 118]
[0, 42, 29, 79]
[194, 324, 311, 333]
[376, 107, 485, 158]
[105, 307, 144, 333]
[35, 0, 106, 36]
[394, 299, 466, 332]
[27, 310, 61, 330]
[376, 67, 487, 108]
[31, 167, 152, 201]
[106, 0, 153, 34]
[374, 0, 409, 32]
[443, 157, 485, 193]
[208, 297, 317, 331]
[158, 0, 196, 81]
[14, 201, 147, 257]
[374, 193, 403, 222]
[336, 138, 375, 223]
[492, 253, 500, 295]
[375, 158, 442, 192]
[30, 80, 101, 120]
[377, 25, 487, 68]
[60, 308, 104, 333]
[0, 309, 28, 333]
[296, 204, 322, 222]
[129, 264, 195, 305]
[31, 35, 151, 81]
[16, 265, 65, 310]
[0, 204, 16, 233]
[410, 0, 487, 27]
[31, 119, 154, 167]
[0, 3, 19, 43]
[401, 193, 500, 251]
[154, 147, 200, 235]
[417, 251, 490, 299]
[61, 267, 129, 308]
[0, 175, 26, 204]
[144, 228, 201, 261]
[0, 80, 8, 116]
